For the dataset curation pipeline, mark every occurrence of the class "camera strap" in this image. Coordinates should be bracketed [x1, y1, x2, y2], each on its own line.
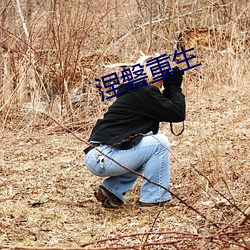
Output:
[170, 121, 185, 136]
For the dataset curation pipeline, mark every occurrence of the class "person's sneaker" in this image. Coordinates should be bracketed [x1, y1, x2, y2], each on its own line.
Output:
[139, 200, 172, 210]
[94, 186, 123, 208]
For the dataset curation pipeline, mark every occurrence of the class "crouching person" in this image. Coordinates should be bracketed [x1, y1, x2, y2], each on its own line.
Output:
[84, 65, 186, 209]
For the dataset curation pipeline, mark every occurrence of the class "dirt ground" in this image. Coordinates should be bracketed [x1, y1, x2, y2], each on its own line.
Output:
[0, 83, 249, 249]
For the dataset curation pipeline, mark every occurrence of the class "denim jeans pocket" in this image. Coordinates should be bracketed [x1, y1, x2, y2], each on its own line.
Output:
[84, 145, 112, 176]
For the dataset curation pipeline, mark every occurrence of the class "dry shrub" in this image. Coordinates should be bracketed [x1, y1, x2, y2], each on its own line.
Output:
[0, 0, 249, 130]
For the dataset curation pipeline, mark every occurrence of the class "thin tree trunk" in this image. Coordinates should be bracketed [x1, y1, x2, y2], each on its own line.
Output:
[25, 0, 32, 31]
[1, 0, 15, 112]
[168, 0, 175, 42]
[147, 0, 153, 54]
[14, 0, 30, 45]
[13, 0, 38, 104]
[200, 0, 207, 27]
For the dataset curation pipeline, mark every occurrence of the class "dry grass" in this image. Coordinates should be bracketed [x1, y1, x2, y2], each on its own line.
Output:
[0, 82, 249, 249]
[0, 0, 249, 249]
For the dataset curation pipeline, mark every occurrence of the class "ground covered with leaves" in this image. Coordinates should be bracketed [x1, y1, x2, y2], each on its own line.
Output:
[0, 83, 249, 249]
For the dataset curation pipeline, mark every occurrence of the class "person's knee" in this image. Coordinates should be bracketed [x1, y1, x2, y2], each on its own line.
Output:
[153, 134, 170, 150]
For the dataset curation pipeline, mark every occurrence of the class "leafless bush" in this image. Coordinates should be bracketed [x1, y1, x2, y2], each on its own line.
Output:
[0, 0, 249, 130]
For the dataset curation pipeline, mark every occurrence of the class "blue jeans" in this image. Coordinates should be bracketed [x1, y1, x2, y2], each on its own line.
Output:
[84, 134, 170, 203]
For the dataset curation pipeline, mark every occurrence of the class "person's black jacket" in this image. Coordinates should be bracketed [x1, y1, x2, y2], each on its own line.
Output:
[87, 84, 185, 149]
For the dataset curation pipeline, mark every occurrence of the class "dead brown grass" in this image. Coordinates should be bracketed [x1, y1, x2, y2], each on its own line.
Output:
[0, 0, 249, 249]
[0, 80, 249, 249]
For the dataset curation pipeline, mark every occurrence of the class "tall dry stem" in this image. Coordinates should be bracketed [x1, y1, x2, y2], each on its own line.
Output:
[168, 0, 175, 42]
[147, 0, 153, 54]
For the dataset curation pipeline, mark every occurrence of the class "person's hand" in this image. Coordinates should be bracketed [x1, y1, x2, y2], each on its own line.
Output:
[163, 66, 184, 88]
[162, 66, 184, 97]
